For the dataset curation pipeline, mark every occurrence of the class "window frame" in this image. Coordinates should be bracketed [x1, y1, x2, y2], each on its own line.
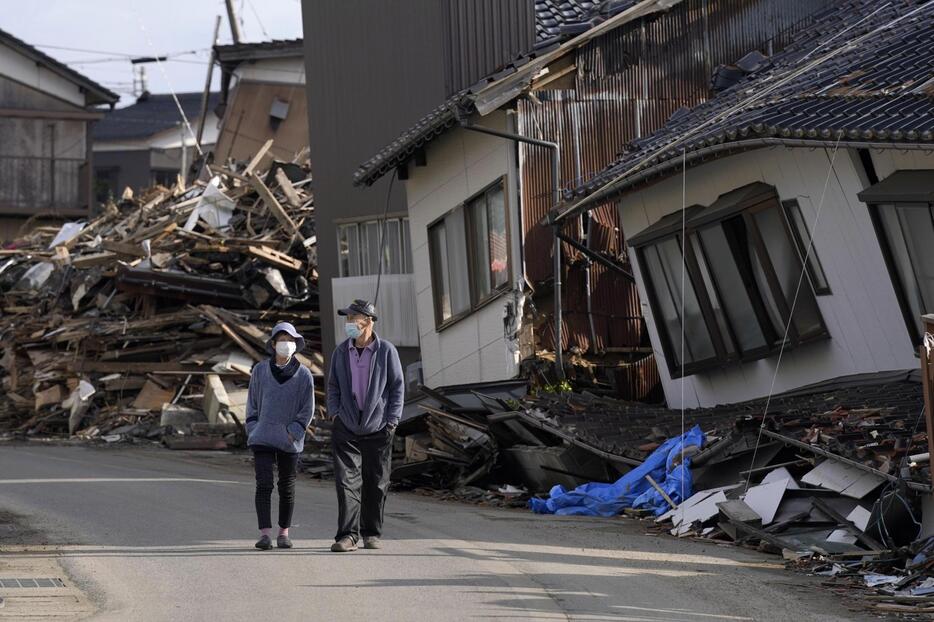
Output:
[335, 216, 411, 278]
[633, 185, 829, 379]
[781, 198, 831, 296]
[867, 200, 934, 347]
[427, 176, 512, 331]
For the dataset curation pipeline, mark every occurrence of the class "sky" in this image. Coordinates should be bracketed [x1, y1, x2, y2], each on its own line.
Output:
[0, 0, 304, 106]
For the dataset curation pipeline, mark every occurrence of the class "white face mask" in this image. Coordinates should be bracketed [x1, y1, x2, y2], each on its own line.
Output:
[275, 341, 297, 359]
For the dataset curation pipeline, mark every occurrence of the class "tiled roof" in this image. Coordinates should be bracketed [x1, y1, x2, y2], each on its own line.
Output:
[92, 92, 220, 142]
[0, 27, 119, 106]
[567, 0, 934, 203]
[535, 0, 599, 44]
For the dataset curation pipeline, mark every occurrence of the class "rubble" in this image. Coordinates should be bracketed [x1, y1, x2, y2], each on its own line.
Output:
[0, 143, 325, 447]
[390, 372, 933, 615]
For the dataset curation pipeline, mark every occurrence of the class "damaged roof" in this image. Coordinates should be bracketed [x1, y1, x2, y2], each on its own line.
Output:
[214, 38, 304, 63]
[353, 0, 660, 187]
[93, 92, 220, 142]
[531, 370, 926, 484]
[561, 0, 934, 213]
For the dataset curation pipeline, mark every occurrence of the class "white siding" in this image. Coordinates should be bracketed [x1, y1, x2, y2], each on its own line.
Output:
[0, 44, 87, 107]
[232, 57, 305, 86]
[404, 111, 521, 387]
[620, 146, 927, 409]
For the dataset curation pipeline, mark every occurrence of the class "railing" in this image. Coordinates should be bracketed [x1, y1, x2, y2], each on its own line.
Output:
[0, 155, 86, 213]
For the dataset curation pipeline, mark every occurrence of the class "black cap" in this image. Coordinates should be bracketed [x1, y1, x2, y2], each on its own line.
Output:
[338, 299, 378, 321]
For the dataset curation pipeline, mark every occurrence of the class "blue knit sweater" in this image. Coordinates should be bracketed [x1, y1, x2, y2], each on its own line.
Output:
[245, 358, 315, 453]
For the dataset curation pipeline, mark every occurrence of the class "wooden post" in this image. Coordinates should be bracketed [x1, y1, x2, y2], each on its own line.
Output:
[921, 315, 934, 491]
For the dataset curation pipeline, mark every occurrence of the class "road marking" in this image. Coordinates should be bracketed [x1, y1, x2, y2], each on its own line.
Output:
[0, 477, 245, 485]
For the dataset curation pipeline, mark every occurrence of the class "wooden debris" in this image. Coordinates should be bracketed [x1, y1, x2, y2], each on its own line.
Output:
[0, 141, 321, 442]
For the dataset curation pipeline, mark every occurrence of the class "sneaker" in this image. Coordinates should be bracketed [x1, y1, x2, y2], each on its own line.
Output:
[363, 537, 382, 550]
[330, 536, 357, 552]
[255, 535, 273, 550]
[277, 535, 293, 549]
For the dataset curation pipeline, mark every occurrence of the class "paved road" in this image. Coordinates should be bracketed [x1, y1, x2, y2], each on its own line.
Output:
[0, 444, 867, 621]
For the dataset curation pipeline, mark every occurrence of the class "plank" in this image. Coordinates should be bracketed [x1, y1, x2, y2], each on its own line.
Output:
[246, 245, 303, 272]
[249, 174, 302, 239]
[242, 138, 274, 177]
[645, 474, 677, 509]
[101, 240, 147, 258]
[71, 252, 118, 269]
[274, 168, 302, 208]
[199, 305, 265, 362]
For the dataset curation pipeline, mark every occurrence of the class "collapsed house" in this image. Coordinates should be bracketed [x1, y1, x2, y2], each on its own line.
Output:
[376, 0, 934, 614]
[0, 140, 323, 448]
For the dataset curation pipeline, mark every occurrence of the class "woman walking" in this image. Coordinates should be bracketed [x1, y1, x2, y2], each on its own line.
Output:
[245, 322, 315, 550]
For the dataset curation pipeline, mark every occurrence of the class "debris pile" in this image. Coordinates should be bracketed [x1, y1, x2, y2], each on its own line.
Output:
[393, 374, 932, 612]
[0, 141, 325, 447]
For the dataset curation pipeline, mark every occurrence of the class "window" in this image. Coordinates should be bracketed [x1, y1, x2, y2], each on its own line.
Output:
[632, 183, 828, 377]
[781, 199, 830, 295]
[336, 217, 411, 277]
[152, 169, 178, 188]
[874, 203, 934, 343]
[428, 178, 511, 326]
[860, 170, 934, 346]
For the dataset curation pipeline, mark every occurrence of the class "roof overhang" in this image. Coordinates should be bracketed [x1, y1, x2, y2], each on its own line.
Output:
[214, 40, 305, 64]
[551, 138, 934, 224]
[857, 169, 934, 203]
[471, 0, 683, 116]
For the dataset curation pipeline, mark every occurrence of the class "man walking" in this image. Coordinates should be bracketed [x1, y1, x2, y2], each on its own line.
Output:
[327, 299, 404, 552]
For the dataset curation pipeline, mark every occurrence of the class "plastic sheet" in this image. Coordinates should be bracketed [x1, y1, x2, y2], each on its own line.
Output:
[529, 425, 705, 516]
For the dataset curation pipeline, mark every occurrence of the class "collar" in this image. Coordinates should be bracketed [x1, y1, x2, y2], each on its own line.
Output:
[269, 355, 301, 384]
[347, 333, 379, 353]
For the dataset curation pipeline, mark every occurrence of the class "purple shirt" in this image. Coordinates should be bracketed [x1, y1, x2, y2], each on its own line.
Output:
[348, 338, 376, 410]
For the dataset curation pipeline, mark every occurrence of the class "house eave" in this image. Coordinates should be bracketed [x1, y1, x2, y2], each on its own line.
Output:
[552, 137, 934, 225]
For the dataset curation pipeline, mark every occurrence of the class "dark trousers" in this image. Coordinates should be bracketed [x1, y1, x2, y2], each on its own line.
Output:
[332, 418, 393, 543]
[253, 447, 300, 530]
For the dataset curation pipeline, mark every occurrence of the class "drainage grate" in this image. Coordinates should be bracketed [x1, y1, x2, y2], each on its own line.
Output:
[0, 578, 65, 588]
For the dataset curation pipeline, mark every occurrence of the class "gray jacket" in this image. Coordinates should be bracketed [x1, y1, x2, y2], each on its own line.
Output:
[327, 334, 404, 435]
[245, 358, 315, 453]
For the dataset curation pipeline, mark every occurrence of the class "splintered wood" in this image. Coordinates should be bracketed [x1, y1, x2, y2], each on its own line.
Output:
[0, 140, 323, 441]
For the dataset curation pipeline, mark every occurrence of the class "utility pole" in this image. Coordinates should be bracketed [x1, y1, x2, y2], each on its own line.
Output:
[194, 15, 222, 178]
[179, 122, 188, 183]
[225, 0, 243, 44]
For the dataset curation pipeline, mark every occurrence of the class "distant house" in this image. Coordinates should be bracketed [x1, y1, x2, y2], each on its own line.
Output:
[0, 27, 118, 239]
[352, 0, 836, 395]
[558, 0, 934, 408]
[213, 39, 306, 164]
[92, 91, 220, 200]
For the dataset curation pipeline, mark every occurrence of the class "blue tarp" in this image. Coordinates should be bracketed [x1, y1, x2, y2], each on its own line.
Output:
[528, 425, 706, 517]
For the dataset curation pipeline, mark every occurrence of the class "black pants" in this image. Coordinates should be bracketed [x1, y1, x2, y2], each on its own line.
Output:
[332, 418, 393, 543]
[253, 447, 300, 530]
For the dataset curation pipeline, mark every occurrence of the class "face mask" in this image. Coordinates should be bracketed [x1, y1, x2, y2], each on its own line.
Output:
[344, 322, 362, 340]
[275, 341, 297, 359]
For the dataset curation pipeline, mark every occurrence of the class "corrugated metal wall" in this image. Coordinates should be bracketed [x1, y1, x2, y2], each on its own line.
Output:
[441, 0, 536, 96]
[517, 0, 835, 398]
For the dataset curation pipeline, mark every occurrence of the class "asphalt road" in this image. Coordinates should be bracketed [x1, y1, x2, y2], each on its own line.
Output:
[0, 444, 869, 621]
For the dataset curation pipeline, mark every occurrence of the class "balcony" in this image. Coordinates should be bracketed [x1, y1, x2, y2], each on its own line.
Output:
[0, 155, 88, 216]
